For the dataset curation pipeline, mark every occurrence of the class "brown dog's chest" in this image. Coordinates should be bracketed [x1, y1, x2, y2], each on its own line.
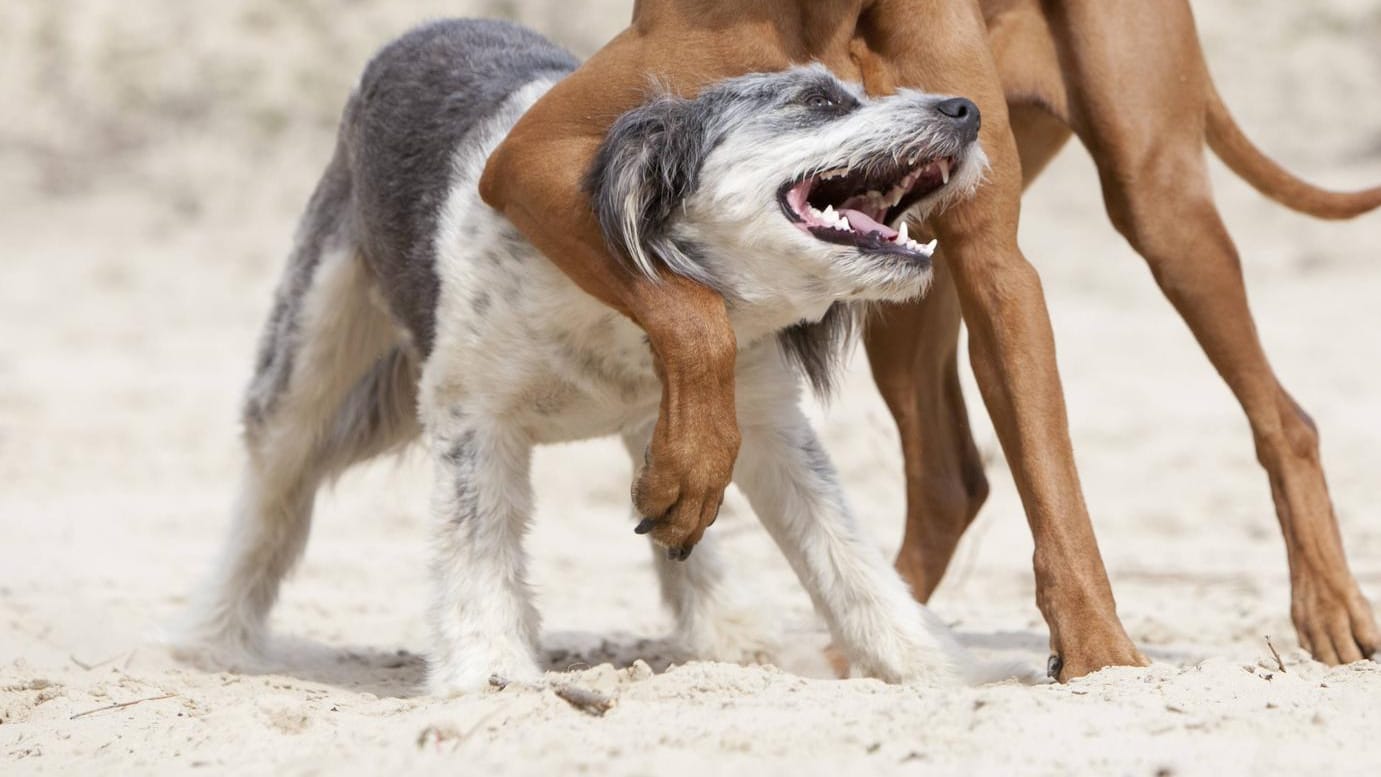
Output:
[629, 0, 883, 92]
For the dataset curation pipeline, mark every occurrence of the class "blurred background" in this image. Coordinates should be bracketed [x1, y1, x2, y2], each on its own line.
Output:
[2, 2, 1381, 773]
[2, 0, 1380, 726]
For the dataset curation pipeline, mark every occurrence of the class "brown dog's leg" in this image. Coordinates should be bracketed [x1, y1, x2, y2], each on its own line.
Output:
[481, 2, 874, 556]
[479, 24, 790, 556]
[857, 0, 1146, 680]
[873, 102, 1073, 600]
[865, 264, 987, 602]
[1049, 0, 1379, 662]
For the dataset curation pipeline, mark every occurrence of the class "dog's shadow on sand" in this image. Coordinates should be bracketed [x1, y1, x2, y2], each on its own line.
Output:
[242, 631, 689, 698]
[956, 629, 1208, 667]
[222, 628, 1203, 698]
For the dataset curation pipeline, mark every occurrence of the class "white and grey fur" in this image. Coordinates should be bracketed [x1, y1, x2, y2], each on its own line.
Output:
[173, 19, 996, 694]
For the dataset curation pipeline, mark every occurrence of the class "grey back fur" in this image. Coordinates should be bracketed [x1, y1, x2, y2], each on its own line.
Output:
[344, 19, 578, 355]
[244, 136, 354, 429]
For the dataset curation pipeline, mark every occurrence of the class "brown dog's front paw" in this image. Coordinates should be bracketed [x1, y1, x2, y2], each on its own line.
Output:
[1048, 628, 1149, 683]
[625, 277, 741, 558]
[630, 428, 737, 559]
[1291, 577, 1380, 665]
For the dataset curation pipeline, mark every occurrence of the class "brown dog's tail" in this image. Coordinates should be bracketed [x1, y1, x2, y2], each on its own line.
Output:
[1205, 82, 1381, 220]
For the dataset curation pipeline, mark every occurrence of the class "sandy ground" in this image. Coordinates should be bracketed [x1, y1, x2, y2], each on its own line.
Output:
[3, 1, 1381, 774]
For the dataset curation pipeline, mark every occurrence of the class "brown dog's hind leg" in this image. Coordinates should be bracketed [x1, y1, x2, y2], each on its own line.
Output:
[1056, 0, 1379, 664]
[865, 263, 987, 602]
[1100, 164, 1378, 664]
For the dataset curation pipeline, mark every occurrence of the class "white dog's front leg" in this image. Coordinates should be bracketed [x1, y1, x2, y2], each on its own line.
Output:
[426, 418, 541, 695]
[733, 408, 972, 685]
[619, 425, 778, 664]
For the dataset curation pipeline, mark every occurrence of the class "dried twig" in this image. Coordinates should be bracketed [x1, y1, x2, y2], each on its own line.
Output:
[416, 724, 464, 750]
[552, 684, 615, 716]
[69, 652, 125, 672]
[69, 693, 176, 720]
[1264, 636, 1286, 673]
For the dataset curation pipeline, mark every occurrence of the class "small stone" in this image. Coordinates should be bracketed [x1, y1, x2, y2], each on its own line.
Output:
[626, 659, 654, 682]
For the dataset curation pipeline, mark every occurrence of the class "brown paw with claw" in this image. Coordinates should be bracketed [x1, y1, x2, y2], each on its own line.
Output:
[1291, 576, 1380, 665]
[1048, 629, 1149, 683]
[630, 422, 738, 560]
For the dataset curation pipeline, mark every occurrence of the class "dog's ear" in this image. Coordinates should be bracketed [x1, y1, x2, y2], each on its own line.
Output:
[584, 94, 717, 286]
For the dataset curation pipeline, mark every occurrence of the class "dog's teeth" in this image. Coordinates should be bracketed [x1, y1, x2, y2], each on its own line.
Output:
[924, 238, 938, 251]
[897, 222, 909, 243]
[904, 236, 936, 255]
[820, 204, 848, 231]
[938, 158, 951, 184]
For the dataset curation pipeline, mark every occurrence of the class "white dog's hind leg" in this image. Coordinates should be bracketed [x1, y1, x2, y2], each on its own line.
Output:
[425, 415, 542, 695]
[620, 427, 778, 665]
[732, 404, 975, 685]
[174, 238, 417, 667]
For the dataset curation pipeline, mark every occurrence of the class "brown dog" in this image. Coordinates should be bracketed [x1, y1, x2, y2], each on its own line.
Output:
[479, 0, 1381, 680]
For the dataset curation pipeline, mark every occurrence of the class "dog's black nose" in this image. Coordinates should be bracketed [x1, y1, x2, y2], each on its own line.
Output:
[935, 97, 980, 141]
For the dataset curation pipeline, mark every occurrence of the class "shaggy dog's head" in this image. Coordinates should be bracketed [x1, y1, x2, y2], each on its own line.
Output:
[585, 65, 986, 391]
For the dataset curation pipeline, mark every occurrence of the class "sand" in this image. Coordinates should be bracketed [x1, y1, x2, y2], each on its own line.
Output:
[3, 1, 1381, 774]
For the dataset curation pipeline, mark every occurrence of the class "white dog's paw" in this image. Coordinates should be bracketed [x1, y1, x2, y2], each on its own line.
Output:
[840, 610, 976, 686]
[426, 646, 542, 697]
[162, 608, 269, 672]
[678, 606, 779, 665]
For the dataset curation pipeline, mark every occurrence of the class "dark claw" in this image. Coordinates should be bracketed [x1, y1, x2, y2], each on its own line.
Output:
[634, 518, 657, 535]
[1046, 654, 1063, 679]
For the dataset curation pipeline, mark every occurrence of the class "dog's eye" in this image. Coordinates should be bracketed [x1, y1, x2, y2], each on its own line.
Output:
[804, 93, 835, 110]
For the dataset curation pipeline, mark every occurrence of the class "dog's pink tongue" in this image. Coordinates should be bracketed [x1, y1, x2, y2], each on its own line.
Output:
[840, 208, 897, 239]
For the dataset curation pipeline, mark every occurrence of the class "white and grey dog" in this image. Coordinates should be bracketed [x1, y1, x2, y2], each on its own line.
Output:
[175, 19, 990, 695]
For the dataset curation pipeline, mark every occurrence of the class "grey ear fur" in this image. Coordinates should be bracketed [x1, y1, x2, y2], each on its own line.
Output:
[777, 302, 859, 400]
[583, 93, 720, 288]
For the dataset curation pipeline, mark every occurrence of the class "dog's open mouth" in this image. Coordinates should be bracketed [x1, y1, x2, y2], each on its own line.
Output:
[778, 155, 957, 259]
